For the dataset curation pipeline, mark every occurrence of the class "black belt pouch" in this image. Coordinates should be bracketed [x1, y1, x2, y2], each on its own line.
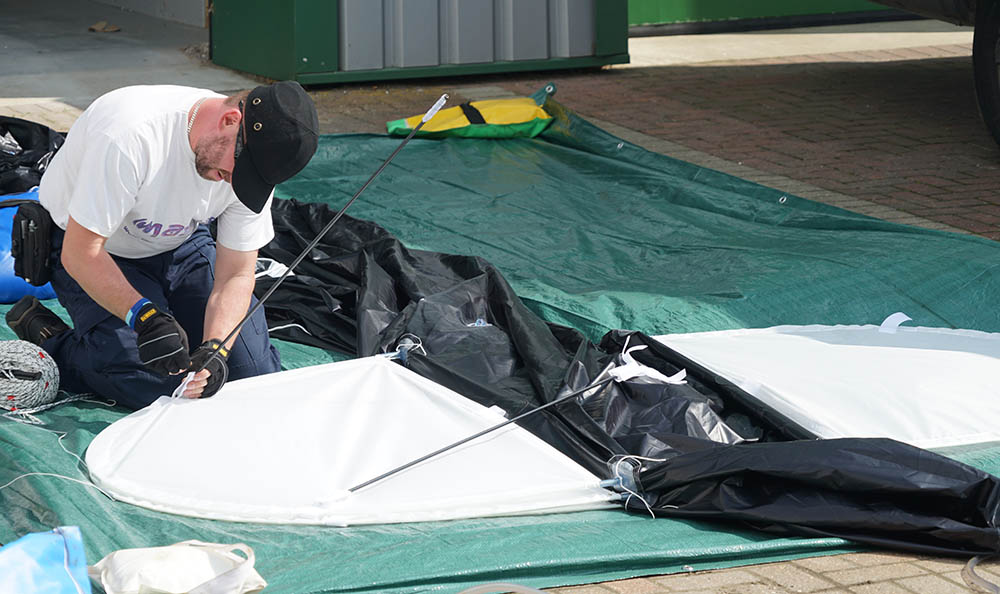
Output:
[4, 199, 53, 286]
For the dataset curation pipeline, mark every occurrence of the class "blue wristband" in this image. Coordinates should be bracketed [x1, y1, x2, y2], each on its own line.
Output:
[126, 298, 152, 329]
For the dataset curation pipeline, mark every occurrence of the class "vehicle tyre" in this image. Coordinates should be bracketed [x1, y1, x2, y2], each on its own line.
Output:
[973, 0, 1000, 146]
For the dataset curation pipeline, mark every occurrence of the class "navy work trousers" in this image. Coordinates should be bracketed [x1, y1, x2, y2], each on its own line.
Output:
[42, 225, 281, 410]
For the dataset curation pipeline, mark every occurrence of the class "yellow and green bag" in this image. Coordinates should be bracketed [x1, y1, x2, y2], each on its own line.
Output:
[386, 96, 553, 139]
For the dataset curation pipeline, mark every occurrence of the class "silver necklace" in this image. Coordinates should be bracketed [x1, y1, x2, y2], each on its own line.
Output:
[187, 97, 207, 138]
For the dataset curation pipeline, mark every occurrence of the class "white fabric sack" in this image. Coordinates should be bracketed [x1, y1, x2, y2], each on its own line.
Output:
[87, 540, 266, 594]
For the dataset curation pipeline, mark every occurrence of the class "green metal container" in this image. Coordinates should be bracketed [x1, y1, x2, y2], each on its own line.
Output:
[211, 0, 628, 85]
[628, 0, 891, 27]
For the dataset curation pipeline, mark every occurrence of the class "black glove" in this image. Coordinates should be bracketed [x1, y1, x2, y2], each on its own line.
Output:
[189, 339, 230, 398]
[132, 301, 190, 376]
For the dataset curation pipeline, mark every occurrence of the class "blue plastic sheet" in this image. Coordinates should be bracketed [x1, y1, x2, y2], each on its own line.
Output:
[0, 526, 91, 594]
[0, 188, 57, 302]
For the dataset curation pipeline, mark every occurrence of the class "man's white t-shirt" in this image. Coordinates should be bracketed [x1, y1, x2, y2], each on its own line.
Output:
[39, 85, 274, 259]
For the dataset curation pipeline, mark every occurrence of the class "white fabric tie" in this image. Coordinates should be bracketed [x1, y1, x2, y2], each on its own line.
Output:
[609, 344, 687, 384]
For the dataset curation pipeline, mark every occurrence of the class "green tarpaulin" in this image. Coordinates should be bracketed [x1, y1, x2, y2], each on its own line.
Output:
[3, 92, 1000, 593]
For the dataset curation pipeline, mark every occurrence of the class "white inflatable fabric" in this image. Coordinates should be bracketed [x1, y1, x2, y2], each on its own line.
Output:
[86, 356, 615, 525]
[656, 324, 1000, 449]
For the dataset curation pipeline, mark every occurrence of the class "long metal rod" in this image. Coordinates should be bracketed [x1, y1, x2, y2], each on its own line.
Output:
[348, 376, 615, 493]
[193, 94, 449, 373]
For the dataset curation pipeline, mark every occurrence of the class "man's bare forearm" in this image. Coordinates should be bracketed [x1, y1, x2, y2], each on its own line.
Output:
[62, 217, 142, 321]
[204, 275, 254, 349]
[204, 245, 258, 349]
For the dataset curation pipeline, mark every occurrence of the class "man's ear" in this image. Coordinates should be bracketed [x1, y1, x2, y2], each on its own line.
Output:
[221, 106, 242, 130]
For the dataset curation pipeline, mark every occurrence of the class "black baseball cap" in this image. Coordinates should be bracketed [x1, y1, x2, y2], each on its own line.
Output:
[232, 81, 319, 213]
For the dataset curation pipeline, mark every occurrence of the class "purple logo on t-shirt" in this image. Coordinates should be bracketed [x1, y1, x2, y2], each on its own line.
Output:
[131, 218, 192, 238]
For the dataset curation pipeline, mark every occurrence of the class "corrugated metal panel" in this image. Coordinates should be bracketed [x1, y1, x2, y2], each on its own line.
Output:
[340, 0, 384, 71]
[549, 0, 595, 58]
[384, 0, 440, 68]
[440, 0, 495, 64]
[495, 0, 549, 61]
[340, 0, 602, 71]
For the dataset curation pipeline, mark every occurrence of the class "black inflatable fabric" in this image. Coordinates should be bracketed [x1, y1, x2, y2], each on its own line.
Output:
[259, 197, 1000, 556]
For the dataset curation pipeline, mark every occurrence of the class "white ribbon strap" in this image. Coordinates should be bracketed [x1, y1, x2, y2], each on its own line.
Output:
[171, 371, 196, 399]
[879, 312, 912, 334]
[609, 344, 687, 384]
[188, 542, 263, 594]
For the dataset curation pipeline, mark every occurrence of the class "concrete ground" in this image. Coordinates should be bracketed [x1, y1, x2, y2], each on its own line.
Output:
[3, 2, 1000, 592]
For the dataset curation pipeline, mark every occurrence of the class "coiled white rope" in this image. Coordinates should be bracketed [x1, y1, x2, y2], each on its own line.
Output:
[0, 340, 87, 425]
[0, 340, 118, 498]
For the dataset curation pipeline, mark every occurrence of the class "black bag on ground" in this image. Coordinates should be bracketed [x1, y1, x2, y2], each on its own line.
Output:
[0, 116, 64, 195]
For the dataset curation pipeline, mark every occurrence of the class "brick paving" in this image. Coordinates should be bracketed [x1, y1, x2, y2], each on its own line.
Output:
[548, 552, 987, 593]
[5, 29, 1000, 594]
